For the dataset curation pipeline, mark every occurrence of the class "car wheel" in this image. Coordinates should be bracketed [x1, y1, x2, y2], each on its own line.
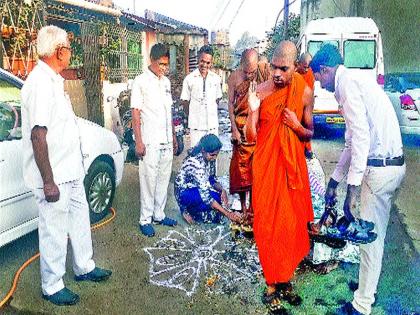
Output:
[84, 160, 115, 223]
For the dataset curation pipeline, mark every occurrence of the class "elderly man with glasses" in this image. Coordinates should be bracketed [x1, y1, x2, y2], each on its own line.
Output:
[21, 25, 111, 306]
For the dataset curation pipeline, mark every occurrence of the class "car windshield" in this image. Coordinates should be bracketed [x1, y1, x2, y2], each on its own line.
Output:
[307, 40, 339, 57]
[344, 40, 376, 69]
[0, 77, 22, 141]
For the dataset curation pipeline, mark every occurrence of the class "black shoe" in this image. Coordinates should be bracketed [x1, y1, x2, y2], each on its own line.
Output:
[75, 267, 112, 282]
[42, 287, 79, 306]
[336, 302, 363, 315]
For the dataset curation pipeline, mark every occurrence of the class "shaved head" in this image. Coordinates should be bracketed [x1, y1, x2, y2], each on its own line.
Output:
[240, 48, 258, 81]
[297, 52, 312, 74]
[241, 48, 258, 67]
[270, 41, 297, 88]
[298, 52, 312, 64]
[272, 40, 297, 63]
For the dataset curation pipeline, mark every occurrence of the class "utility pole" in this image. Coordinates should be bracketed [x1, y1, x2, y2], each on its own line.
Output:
[283, 0, 289, 39]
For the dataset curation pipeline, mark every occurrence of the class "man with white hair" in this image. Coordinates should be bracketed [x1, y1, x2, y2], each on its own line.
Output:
[21, 25, 111, 306]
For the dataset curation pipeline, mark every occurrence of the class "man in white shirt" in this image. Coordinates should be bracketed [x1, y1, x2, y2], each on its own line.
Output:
[21, 25, 111, 306]
[181, 45, 223, 147]
[131, 43, 178, 237]
[310, 44, 406, 315]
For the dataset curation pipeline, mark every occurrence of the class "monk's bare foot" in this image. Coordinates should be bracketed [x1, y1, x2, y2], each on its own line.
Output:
[182, 212, 195, 225]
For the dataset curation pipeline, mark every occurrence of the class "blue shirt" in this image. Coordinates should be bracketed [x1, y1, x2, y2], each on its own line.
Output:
[174, 153, 218, 206]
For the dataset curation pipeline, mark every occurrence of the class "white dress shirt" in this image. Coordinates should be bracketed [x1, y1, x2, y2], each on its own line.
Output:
[130, 68, 173, 146]
[21, 61, 84, 189]
[331, 65, 403, 186]
[181, 69, 222, 130]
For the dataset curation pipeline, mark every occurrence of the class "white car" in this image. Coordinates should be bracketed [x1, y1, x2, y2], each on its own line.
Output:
[0, 68, 125, 248]
[385, 73, 420, 135]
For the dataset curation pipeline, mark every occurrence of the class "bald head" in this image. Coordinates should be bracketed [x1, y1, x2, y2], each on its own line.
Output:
[270, 41, 297, 88]
[272, 40, 297, 63]
[241, 48, 258, 67]
[297, 52, 312, 74]
[240, 48, 258, 81]
[299, 52, 312, 64]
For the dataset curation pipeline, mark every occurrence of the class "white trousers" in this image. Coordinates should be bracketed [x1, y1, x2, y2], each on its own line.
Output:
[33, 178, 95, 296]
[352, 164, 406, 314]
[189, 128, 219, 148]
[138, 143, 173, 225]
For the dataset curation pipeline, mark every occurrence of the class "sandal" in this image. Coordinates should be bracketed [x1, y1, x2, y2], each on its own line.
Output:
[261, 292, 289, 314]
[328, 218, 377, 245]
[308, 222, 347, 249]
[275, 283, 302, 306]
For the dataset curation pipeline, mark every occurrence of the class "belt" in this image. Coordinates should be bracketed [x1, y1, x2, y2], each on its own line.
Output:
[367, 155, 404, 167]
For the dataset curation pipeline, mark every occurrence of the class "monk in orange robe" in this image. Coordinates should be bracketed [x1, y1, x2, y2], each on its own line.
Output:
[228, 49, 269, 223]
[245, 41, 314, 312]
[297, 52, 315, 155]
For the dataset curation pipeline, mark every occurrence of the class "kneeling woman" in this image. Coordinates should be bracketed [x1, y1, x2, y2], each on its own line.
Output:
[175, 134, 242, 224]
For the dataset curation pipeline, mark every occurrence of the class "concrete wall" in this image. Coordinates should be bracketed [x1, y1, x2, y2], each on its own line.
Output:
[300, 0, 420, 73]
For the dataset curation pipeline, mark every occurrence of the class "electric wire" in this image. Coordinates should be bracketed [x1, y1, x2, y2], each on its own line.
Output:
[0, 207, 117, 309]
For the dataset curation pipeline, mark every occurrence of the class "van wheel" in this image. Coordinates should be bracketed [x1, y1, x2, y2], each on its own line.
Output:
[84, 160, 115, 223]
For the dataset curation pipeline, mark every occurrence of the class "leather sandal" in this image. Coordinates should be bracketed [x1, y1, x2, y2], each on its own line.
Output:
[261, 291, 289, 314]
[328, 218, 377, 245]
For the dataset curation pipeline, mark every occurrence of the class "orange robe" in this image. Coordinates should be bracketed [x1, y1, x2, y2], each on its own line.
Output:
[298, 70, 315, 153]
[252, 73, 313, 284]
[229, 72, 269, 194]
[301, 68, 315, 90]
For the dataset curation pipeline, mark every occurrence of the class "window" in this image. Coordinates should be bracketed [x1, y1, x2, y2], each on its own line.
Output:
[0, 78, 22, 141]
[344, 40, 376, 69]
[307, 40, 339, 57]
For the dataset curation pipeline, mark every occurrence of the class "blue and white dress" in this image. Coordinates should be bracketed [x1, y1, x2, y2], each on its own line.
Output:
[174, 153, 222, 223]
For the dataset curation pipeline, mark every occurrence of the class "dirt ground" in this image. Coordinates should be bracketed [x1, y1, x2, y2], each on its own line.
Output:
[0, 137, 419, 315]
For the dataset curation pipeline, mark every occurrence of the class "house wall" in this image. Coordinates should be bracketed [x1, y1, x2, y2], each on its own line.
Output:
[300, 0, 420, 73]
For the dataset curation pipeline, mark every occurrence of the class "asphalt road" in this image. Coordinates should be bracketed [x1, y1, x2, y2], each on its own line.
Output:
[0, 135, 419, 315]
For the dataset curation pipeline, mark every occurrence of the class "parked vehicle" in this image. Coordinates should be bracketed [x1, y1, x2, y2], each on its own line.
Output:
[0, 68, 125, 248]
[385, 73, 420, 135]
[298, 17, 384, 131]
[122, 98, 186, 162]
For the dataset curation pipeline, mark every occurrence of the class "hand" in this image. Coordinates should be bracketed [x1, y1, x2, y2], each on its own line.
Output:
[282, 108, 300, 130]
[44, 181, 60, 203]
[226, 211, 242, 223]
[231, 128, 242, 145]
[325, 178, 338, 207]
[248, 81, 260, 112]
[173, 135, 179, 155]
[135, 141, 146, 160]
[221, 189, 229, 206]
[343, 185, 359, 221]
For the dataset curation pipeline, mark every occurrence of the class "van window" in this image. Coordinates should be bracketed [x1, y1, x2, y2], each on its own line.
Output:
[307, 40, 339, 57]
[344, 40, 376, 69]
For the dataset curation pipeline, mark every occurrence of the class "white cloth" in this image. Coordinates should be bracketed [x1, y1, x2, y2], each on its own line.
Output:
[189, 128, 219, 148]
[130, 68, 173, 145]
[352, 164, 405, 314]
[33, 178, 95, 295]
[331, 65, 403, 186]
[181, 69, 222, 130]
[138, 144, 173, 225]
[21, 61, 84, 189]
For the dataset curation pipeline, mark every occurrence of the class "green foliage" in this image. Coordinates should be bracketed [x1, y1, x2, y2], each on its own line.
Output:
[265, 13, 301, 60]
[211, 45, 232, 69]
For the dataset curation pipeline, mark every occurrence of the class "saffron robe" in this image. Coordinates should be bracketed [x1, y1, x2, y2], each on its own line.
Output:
[252, 73, 313, 284]
[229, 71, 269, 194]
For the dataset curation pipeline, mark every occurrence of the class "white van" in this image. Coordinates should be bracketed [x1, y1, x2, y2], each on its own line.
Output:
[298, 17, 384, 129]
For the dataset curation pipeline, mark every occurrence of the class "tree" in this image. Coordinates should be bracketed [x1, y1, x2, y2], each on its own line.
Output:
[234, 31, 258, 55]
[264, 13, 300, 60]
